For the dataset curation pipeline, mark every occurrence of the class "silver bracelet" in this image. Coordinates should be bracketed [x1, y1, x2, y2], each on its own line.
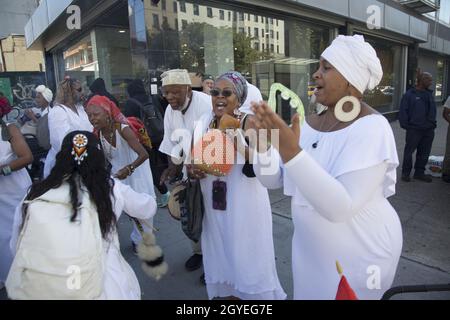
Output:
[2, 165, 12, 176]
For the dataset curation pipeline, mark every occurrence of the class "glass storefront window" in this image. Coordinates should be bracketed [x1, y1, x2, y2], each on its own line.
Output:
[136, 0, 330, 122]
[364, 35, 403, 113]
[58, 26, 134, 106]
[60, 33, 97, 95]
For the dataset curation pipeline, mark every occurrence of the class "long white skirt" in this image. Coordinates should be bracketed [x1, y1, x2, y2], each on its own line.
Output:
[200, 165, 286, 300]
[291, 197, 402, 300]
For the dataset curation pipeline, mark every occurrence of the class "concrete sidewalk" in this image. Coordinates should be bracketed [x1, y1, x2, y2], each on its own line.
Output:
[1, 108, 449, 300]
[384, 107, 450, 299]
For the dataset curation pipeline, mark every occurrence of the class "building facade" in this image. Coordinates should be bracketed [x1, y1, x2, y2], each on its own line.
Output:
[0, 0, 45, 106]
[0, 0, 44, 72]
[25, 0, 450, 121]
[0, 35, 44, 72]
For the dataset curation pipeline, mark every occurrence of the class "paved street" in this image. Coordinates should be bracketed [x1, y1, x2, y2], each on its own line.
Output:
[1, 107, 449, 300]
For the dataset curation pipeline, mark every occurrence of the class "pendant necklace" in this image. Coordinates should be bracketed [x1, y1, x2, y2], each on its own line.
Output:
[101, 127, 115, 160]
[312, 111, 341, 149]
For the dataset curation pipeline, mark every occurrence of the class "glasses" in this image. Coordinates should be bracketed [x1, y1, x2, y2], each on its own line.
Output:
[210, 88, 234, 97]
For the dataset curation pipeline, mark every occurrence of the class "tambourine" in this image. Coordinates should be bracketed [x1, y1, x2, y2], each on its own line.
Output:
[218, 113, 241, 130]
[167, 183, 186, 220]
[191, 129, 235, 177]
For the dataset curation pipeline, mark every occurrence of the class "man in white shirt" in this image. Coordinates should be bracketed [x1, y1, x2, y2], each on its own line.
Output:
[21, 85, 53, 180]
[29, 85, 52, 119]
[21, 85, 53, 134]
[159, 69, 212, 274]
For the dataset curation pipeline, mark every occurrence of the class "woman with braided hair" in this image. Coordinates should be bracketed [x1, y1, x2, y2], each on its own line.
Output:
[43, 77, 93, 178]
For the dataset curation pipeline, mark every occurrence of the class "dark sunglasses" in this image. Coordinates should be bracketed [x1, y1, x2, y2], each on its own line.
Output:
[210, 88, 234, 97]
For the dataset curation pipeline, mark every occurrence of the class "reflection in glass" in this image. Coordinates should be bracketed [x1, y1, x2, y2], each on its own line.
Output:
[136, 0, 331, 121]
[61, 33, 97, 96]
[364, 36, 402, 113]
[436, 59, 444, 100]
[59, 27, 134, 106]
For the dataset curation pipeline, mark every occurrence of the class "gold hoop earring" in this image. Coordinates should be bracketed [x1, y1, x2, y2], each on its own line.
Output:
[334, 96, 361, 122]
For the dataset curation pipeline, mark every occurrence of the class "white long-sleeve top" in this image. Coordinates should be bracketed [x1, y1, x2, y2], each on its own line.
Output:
[255, 148, 387, 223]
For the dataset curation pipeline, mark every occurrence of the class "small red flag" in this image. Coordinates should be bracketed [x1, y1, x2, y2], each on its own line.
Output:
[335, 261, 358, 300]
[336, 275, 358, 300]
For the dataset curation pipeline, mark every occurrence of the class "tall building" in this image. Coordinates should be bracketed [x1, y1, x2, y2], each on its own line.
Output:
[24, 0, 450, 120]
[0, 0, 38, 39]
[0, 0, 43, 72]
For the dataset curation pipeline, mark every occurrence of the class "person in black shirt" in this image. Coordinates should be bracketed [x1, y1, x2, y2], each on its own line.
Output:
[85, 78, 120, 108]
[124, 79, 170, 207]
[398, 71, 437, 182]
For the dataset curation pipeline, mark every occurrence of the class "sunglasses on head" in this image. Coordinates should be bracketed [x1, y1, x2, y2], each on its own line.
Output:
[63, 77, 82, 92]
[210, 88, 234, 97]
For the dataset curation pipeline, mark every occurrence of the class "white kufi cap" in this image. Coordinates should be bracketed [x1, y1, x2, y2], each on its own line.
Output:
[161, 69, 192, 86]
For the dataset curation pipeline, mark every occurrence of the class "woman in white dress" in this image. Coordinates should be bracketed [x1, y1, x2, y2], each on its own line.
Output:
[85, 95, 155, 249]
[0, 119, 33, 289]
[44, 77, 93, 178]
[251, 35, 403, 299]
[189, 71, 286, 300]
[9, 131, 157, 299]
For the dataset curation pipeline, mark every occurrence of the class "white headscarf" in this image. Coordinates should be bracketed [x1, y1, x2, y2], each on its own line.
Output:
[35, 85, 53, 103]
[161, 69, 192, 86]
[321, 34, 383, 94]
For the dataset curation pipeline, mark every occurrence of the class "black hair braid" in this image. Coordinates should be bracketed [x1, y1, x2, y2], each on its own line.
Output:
[68, 173, 80, 223]
[22, 131, 116, 239]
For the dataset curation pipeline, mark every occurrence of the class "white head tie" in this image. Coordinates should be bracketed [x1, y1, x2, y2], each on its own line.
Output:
[321, 34, 383, 94]
[35, 85, 53, 103]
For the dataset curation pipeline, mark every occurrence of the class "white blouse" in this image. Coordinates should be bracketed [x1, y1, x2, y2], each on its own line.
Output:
[44, 104, 93, 177]
[159, 91, 212, 160]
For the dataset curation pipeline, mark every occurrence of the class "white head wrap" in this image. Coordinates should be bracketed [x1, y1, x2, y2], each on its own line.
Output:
[321, 34, 383, 94]
[35, 85, 53, 103]
[161, 69, 192, 86]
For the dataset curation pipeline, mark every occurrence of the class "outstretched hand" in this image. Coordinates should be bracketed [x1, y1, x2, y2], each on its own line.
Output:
[186, 164, 207, 180]
[114, 167, 130, 180]
[250, 101, 302, 163]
